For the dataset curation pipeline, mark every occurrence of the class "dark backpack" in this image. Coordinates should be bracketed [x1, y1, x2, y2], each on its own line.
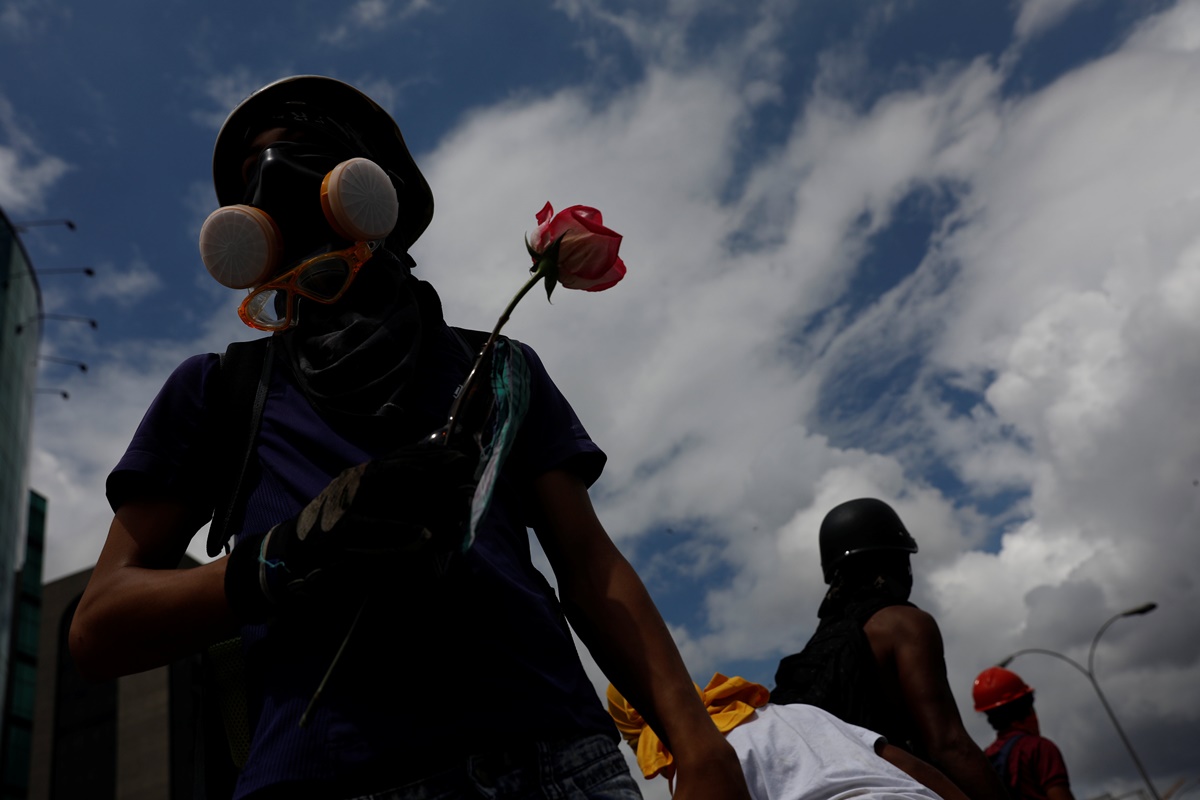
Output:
[770, 596, 916, 751]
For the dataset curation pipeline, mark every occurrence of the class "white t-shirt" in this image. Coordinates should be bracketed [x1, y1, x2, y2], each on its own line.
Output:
[725, 704, 945, 800]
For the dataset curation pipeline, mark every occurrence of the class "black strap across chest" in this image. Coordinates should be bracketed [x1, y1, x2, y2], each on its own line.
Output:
[205, 328, 494, 557]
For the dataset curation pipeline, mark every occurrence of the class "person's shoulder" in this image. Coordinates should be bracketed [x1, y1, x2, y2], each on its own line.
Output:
[176, 351, 220, 372]
[1025, 734, 1065, 757]
[504, 336, 563, 389]
[508, 336, 546, 369]
[450, 327, 551, 378]
[151, 352, 221, 399]
[1020, 734, 1070, 777]
[863, 603, 943, 656]
[867, 603, 939, 633]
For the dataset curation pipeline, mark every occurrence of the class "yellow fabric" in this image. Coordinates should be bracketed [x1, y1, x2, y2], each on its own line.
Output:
[605, 673, 769, 780]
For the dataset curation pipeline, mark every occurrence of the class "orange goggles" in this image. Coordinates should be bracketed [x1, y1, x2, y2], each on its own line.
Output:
[238, 240, 376, 331]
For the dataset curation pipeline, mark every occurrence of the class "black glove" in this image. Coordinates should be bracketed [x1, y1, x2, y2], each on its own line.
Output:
[225, 443, 478, 622]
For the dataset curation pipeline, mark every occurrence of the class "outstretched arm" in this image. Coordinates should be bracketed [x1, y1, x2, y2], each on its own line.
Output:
[533, 469, 751, 800]
[868, 606, 1009, 800]
[71, 500, 237, 680]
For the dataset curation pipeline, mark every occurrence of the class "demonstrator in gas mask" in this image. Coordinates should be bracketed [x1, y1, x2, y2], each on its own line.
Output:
[70, 76, 751, 800]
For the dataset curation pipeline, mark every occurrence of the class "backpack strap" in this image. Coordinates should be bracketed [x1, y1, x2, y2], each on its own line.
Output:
[207, 336, 274, 557]
[197, 336, 273, 791]
[445, 326, 498, 450]
[991, 732, 1026, 788]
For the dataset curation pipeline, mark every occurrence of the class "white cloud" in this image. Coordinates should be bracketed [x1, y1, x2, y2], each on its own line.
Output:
[1012, 0, 1093, 43]
[85, 254, 163, 308]
[192, 67, 284, 130]
[0, 0, 69, 39]
[0, 95, 69, 214]
[318, 0, 435, 46]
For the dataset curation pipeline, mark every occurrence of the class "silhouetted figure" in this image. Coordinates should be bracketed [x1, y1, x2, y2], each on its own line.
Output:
[772, 498, 1009, 800]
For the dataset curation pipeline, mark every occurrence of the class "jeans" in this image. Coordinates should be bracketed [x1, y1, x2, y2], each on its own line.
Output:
[349, 733, 643, 800]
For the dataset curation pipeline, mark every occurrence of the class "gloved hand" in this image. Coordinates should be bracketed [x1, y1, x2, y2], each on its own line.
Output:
[225, 443, 478, 622]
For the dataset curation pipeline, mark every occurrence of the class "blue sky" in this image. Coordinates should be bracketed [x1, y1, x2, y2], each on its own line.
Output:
[5, 1, 1199, 796]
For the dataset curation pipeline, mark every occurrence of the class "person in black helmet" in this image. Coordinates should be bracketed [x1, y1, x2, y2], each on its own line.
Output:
[771, 498, 1009, 800]
[70, 76, 750, 800]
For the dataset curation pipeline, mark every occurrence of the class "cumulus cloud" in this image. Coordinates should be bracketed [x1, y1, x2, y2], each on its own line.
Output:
[0, 95, 69, 214]
[85, 254, 163, 308]
[1012, 0, 1094, 43]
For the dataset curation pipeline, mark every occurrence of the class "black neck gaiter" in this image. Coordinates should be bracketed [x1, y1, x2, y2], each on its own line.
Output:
[276, 250, 459, 446]
[818, 570, 914, 620]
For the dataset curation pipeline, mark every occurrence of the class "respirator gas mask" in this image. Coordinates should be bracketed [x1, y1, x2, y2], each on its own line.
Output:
[199, 140, 400, 331]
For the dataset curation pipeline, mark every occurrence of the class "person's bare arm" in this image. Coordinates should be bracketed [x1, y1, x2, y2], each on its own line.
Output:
[867, 606, 1009, 800]
[533, 469, 751, 800]
[878, 740, 970, 800]
[1047, 784, 1076, 800]
[70, 500, 238, 680]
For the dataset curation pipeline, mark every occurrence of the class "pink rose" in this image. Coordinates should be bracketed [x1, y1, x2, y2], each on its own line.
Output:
[530, 202, 627, 291]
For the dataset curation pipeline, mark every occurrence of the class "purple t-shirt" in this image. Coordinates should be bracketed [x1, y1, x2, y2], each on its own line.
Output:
[108, 327, 615, 797]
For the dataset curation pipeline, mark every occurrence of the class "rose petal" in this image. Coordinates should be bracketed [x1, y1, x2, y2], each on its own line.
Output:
[561, 256, 626, 292]
[529, 203, 627, 291]
[559, 229, 621, 278]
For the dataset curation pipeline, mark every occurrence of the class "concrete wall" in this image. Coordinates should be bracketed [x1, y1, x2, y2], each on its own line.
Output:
[29, 568, 173, 800]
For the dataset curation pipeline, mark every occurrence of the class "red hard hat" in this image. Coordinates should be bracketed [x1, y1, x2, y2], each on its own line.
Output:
[973, 667, 1034, 712]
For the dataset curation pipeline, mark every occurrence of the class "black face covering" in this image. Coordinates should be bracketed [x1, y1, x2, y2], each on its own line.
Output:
[818, 554, 914, 619]
[275, 250, 469, 446]
[242, 140, 352, 269]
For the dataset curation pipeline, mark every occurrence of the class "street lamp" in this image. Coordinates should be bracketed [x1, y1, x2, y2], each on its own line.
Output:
[14, 313, 99, 335]
[998, 603, 1160, 800]
[38, 355, 88, 372]
[12, 218, 76, 232]
[35, 267, 95, 277]
[0, 266, 95, 289]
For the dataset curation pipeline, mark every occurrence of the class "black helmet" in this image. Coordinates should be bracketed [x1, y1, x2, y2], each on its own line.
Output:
[818, 498, 918, 583]
[212, 75, 433, 254]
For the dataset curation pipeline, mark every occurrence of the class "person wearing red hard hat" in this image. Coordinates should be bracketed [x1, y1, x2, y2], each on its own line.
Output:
[973, 667, 1076, 800]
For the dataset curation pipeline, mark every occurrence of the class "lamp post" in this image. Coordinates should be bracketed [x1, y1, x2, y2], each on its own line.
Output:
[35, 267, 95, 277]
[0, 266, 94, 290]
[999, 603, 1159, 800]
[14, 313, 98, 335]
[38, 355, 88, 372]
[12, 218, 76, 232]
